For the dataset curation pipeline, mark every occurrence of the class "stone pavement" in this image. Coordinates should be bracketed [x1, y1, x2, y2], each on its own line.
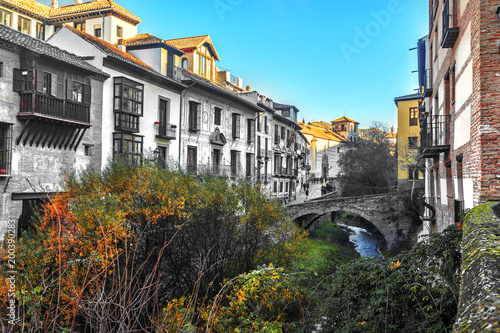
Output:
[292, 182, 323, 204]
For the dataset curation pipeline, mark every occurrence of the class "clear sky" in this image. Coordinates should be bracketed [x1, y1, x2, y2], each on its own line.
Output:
[45, 0, 428, 129]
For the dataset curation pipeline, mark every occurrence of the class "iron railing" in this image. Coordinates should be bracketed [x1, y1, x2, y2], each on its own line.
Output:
[420, 115, 450, 151]
[155, 122, 177, 139]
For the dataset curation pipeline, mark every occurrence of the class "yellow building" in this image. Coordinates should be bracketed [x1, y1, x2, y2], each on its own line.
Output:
[330, 116, 359, 142]
[394, 93, 424, 190]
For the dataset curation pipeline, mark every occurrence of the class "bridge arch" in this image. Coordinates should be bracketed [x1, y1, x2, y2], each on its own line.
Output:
[287, 193, 418, 249]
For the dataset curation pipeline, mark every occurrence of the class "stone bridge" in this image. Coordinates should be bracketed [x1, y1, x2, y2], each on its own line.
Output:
[286, 192, 419, 249]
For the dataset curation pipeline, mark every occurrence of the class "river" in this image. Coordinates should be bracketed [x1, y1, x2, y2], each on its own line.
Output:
[339, 224, 384, 259]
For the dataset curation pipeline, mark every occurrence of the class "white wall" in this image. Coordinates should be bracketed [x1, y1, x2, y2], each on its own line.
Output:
[128, 48, 163, 74]
[455, 61, 473, 112]
[454, 105, 471, 149]
[455, 24, 471, 74]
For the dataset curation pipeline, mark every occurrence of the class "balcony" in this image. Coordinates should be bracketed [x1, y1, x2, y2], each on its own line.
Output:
[19, 92, 90, 125]
[441, 0, 459, 48]
[166, 65, 183, 81]
[420, 115, 450, 158]
[155, 122, 177, 140]
[424, 68, 433, 97]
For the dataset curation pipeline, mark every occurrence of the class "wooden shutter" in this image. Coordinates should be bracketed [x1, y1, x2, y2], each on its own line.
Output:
[56, 74, 64, 98]
[36, 69, 44, 92]
[50, 73, 57, 96]
[66, 79, 73, 101]
[83, 83, 91, 105]
[13, 69, 22, 92]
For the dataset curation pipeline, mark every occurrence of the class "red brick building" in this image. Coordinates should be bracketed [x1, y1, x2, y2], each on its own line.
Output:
[419, 0, 500, 232]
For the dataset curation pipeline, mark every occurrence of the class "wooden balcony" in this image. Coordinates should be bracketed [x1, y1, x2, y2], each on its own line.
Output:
[18, 92, 90, 125]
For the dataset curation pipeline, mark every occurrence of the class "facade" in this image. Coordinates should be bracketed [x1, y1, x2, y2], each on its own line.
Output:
[0, 24, 107, 237]
[394, 93, 424, 191]
[331, 116, 359, 142]
[48, 25, 185, 166]
[298, 121, 346, 180]
[419, 0, 500, 232]
[0, 0, 141, 43]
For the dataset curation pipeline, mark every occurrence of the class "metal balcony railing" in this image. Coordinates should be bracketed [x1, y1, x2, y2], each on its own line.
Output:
[441, 0, 459, 48]
[420, 115, 450, 158]
[155, 122, 177, 140]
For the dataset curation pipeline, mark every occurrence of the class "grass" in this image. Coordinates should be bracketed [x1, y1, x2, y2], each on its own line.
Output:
[297, 221, 359, 272]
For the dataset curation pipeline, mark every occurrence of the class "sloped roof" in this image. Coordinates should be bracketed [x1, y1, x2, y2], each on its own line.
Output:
[297, 121, 346, 143]
[0, 0, 140, 24]
[0, 23, 107, 76]
[0, 0, 50, 19]
[63, 24, 155, 71]
[165, 34, 220, 61]
[309, 121, 331, 130]
[50, 0, 141, 24]
[331, 116, 359, 125]
[120, 33, 183, 53]
[394, 93, 423, 105]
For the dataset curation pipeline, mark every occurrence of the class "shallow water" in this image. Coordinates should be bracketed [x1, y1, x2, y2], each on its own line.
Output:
[339, 224, 383, 259]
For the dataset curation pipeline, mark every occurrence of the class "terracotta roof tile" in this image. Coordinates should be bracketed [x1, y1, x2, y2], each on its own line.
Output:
[50, 0, 141, 24]
[297, 121, 346, 143]
[165, 34, 220, 60]
[0, 23, 107, 76]
[331, 116, 359, 124]
[121, 33, 183, 53]
[0, 0, 50, 18]
[64, 24, 155, 71]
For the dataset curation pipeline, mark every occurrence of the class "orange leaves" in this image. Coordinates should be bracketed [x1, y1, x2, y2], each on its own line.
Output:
[388, 260, 402, 270]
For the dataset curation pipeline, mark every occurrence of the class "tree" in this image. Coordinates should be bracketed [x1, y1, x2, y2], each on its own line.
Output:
[338, 122, 397, 196]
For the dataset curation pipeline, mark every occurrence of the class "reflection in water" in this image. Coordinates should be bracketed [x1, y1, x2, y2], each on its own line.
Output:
[339, 224, 383, 259]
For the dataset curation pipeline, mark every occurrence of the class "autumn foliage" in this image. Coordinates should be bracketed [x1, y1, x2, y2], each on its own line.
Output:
[0, 159, 308, 332]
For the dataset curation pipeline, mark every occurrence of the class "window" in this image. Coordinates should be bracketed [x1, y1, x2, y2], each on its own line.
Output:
[257, 115, 261, 132]
[200, 55, 206, 77]
[247, 119, 255, 143]
[409, 107, 418, 126]
[94, 25, 102, 38]
[84, 144, 93, 156]
[231, 150, 240, 177]
[114, 77, 143, 115]
[0, 62, 3, 78]
[232, 113, 241, 138]
[273, 181, 277, 193]
[182, 59, 188, 69]
[13, 69, 33, 92]
[212, 148, 221, 174]
[159, 98, 170, 125]
[408, 137, 418, 149]
[189, 101, 201, 131]
[42, 72, 52, 95]
[281, 126, 286, 140]
[274, 124, 279, 144]
[113, 132, 143, 163]
[35, 22, 44, 40]
[257, 136, 261, 157]
[18, 16, 30, 34]
[72, 82, 83, 102]
[114, 78, 142, 132]
[0, 123, 12, 176]
[0, 9, 12, 27]
[158, 146, 168, 169]
[74, 22, 85, 32]
[117, 25, 123, 38]
[214, 107, 222, 125]
[187, 146, 197, 173]
[265, 116, 269, 134]
[246, 153, 254, 178]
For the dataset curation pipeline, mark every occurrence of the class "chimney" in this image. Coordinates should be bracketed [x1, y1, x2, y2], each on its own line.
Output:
[116, 39, 126, 52]
[51, 0, 58, 9]
[246, 85, 251, 92]
[75, 0, 82, 4]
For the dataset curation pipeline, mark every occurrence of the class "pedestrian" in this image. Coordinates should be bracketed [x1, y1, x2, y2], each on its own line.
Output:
[305, 188, 309, 200]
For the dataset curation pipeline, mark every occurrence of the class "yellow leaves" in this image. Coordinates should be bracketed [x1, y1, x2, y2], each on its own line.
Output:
[389, 260, 402, 269]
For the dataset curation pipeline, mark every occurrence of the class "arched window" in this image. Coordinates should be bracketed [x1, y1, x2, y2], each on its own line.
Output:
[182, 59, 188, 69]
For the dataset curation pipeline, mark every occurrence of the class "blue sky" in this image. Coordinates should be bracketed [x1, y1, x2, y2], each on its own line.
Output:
[46, 0, 428, 129]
